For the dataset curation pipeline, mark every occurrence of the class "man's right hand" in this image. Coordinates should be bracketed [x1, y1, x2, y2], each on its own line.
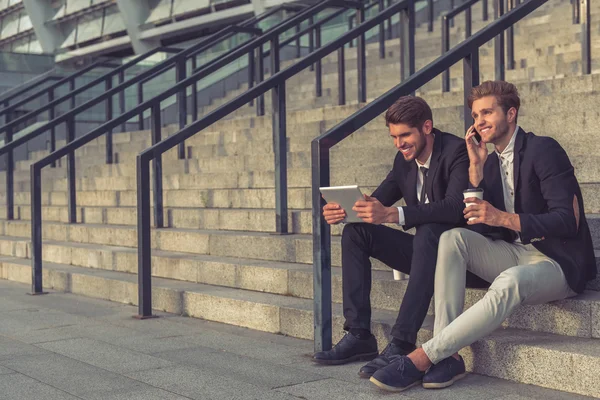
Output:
[323, 202, 346, 225]
[466, 126, 488, 166]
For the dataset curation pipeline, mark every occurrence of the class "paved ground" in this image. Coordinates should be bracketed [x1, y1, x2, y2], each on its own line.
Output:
[0, 280, 593, 400]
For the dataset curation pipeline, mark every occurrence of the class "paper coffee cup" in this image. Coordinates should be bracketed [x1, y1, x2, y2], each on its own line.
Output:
[393, 270, 404, 280]
[463, 188, 484, 221]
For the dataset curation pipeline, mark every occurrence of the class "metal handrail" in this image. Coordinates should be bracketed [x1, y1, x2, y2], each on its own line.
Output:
[311, 0, 547, 352]
[0, 59, 117, 119]
[130, 0, 413, 319]
[0, 5, 307, 221]
[27, 0, 356, 296]
[0, 72, 62, 105]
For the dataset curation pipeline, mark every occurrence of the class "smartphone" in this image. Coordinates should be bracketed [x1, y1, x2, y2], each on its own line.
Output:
[469, 126, 482, 144]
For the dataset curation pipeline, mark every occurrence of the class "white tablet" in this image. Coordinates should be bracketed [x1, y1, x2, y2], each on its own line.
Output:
[319, 185, 365, 224]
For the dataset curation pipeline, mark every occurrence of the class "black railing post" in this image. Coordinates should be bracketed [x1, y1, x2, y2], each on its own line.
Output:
[248, 50, 255, 107]
[296, 24, 302, 58]
[357, 4, 367, 103]
[400, 1, 416, 85]
[463, 51, 480, 133]
[338, 46, 346, 106]
[348, 15, 355, 48]
[256, 44, 265, 116]
[5, 105, 13, 220]
[312, 140, 331, 352]
[136, 153, 153, 319]
[483, 0, 489, 20]
[379, 0, 386, 58]
[137, 83, 144, 130]
[30, 164, 46, 295]
[271, 36, 288, 234]
[309, 16, 315, 71]
[316, 25, 323, 97]
[427, 0, 434, 32]
[442, 15, 451, 92]
[105, 77, 113, 165]
[176, 59, 187, 159]
[192, 57, 199, 120]
[466, 5, 472, 38]
[494, 0, 505, 80]
[150, 103, 164, 229]
[581, 0, 591, 74]
[66, 117, 77, 223]
[506, 0, 516, 70]
[119, 70, 126, 133]
[69, 79, 76, 109]
[450, 0, 455, 27]
[387, 0, 393, 39]
[48, 88, 56, 168]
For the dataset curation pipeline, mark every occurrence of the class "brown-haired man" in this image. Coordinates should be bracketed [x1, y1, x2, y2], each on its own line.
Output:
[370, 81, 596, 392]
[313, 96, 487, 377]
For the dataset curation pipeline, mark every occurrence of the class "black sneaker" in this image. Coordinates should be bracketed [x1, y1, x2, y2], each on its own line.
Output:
[422, 355, 467, 389]
[370, 355, 425, 392]
[312, 332, 378, 365]
[358, 342, 414, 378]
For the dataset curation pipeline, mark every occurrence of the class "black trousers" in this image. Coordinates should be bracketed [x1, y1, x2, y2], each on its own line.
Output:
[341, 222, 489, 345]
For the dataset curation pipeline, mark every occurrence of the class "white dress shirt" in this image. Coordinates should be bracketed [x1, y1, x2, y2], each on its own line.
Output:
[397, 152, 432, 225]
[496, 125, 520, 242]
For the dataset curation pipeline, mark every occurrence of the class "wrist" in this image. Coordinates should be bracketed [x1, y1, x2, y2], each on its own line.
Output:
[386, 207, 399, 224]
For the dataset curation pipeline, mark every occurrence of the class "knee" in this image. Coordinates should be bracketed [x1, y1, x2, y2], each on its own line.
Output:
[438, 228, 469, 255]
[413, 223, 447, 251]
[341, 223, 369, 248]
[489, 268, 529, 302]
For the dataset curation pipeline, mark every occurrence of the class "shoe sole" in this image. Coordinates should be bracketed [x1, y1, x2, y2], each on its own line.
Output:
[369, 377, 422, 392]
[422, 372, 468, 389]
[358, 370, 374, 379]
[312, 351, 378, 366]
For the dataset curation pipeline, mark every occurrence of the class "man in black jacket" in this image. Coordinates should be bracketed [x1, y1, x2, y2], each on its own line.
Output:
[313, 96, 486, 377]
[370, 81, 596, 392]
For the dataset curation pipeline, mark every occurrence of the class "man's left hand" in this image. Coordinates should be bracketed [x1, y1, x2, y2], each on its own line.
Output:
[463, 198, 506, 226]
[353, 195, 396, 224]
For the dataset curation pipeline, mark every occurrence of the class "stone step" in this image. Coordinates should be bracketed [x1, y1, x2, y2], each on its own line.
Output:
[1, 234, 599, 339]
[1, 258, 599, 397]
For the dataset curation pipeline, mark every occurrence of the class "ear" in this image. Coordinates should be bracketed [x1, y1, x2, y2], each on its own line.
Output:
[422, 120, 433, 135]
[507, 107, 518, 124]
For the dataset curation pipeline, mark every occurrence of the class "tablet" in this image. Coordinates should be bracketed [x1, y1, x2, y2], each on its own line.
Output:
[319, 185, 365, 223]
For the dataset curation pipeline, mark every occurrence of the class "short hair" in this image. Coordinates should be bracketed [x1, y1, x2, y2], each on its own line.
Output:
[467, 80, 520, 114]
[385, 96, 433, 129]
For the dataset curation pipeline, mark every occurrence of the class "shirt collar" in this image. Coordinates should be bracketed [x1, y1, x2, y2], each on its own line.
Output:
[495, 125, 519, 163]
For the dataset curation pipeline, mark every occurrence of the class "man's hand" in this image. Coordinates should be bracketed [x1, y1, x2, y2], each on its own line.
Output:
[465, 126, 488, 166]
[323, 202, 346, 225]
[464, 198, 506, 227]
[352, 195, 398, 224]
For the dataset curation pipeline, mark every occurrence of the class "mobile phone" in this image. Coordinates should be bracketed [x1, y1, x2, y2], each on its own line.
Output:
[469, 126, 482, 144]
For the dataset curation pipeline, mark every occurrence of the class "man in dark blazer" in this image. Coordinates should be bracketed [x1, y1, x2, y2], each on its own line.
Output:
[370, 81, 596, 392]
[313, 96, 487, 377]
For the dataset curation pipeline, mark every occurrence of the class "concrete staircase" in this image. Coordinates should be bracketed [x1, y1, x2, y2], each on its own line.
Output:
[1, 0, 600, 397]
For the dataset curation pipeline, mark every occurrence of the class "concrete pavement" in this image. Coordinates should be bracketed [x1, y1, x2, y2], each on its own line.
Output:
[0, 280, 593, 400]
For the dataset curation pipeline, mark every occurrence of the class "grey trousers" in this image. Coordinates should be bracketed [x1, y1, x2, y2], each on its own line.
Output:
[421, 228, 576, 364]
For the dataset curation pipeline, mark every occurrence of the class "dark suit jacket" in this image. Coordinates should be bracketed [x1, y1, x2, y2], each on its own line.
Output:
[470, 128, 596, 293]
[371, 129, 469, 230]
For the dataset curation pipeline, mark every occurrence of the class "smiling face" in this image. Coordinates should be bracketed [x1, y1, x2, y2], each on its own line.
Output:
[471, 95, 517, 147]
[389, 120, 433, 162]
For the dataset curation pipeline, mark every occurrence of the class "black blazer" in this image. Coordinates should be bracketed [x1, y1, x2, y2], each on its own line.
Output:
[471, 128, 596, 293]
[371, 129, 469, 230]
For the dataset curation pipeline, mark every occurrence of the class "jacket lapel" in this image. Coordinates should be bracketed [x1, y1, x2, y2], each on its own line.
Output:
[486, 153, 507, 212]
[425, 130, 442, 202]
[513, 128, 526, 194]
[405, 161, 418, 206]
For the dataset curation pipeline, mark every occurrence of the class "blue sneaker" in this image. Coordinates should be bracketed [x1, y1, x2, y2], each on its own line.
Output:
[369, 355, 425, 392]
[422, 355, 467, 389]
